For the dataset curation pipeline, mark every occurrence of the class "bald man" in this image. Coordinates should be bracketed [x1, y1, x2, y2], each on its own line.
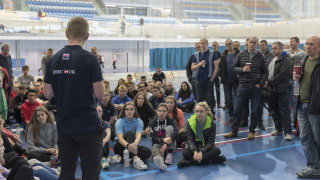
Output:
[294, 35, 320, 179]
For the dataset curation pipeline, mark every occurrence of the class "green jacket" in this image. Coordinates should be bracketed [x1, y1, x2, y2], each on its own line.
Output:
[186, 114, 216, 153]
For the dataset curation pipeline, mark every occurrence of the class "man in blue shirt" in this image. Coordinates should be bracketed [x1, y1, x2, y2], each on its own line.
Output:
[44, 17, 104, 180]
[219, 39, 240, 122]
[191, 38, 219, 113]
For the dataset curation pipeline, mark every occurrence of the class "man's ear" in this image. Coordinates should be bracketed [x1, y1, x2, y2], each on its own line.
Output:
[65, 31, 69, 39]
[85, 33, 89, 41]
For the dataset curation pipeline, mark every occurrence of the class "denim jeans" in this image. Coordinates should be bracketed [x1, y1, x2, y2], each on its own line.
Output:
[32, 162, 58, 180]
[269, 92, 292, 135]
[33, 168, 58, 180]
[189, 80, 197, 101]
[297, 103, 320, 169]
[214, 77, 221, 105]
[196, 81, 215, 113]
[223, 79, 238, 117]
[288, 79, 294, 110]
[231, 84, 262, 133]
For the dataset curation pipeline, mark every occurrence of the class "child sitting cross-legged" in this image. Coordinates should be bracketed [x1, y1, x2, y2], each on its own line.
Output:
[96, 105, 112, 169]
[149, 103, 179, 171]
[26, 106, 58, 163]
[177, 102, 226, 168]
[110, 102, 151, 170]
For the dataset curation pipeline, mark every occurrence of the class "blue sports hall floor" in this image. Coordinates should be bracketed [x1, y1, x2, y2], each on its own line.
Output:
[11, 66, 310, 180]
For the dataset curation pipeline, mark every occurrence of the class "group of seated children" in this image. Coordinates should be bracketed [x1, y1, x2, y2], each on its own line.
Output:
[99, 100, 225, 171]
[96, 73, 225, 170]
[1, 69, 224, 177]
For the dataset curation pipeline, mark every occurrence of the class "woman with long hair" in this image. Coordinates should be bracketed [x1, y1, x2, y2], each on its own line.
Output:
[26, 106, 58, 162]
[177, 102, 226, 168]
[114, 78, 125, 95]
[149, 103, 179, 171]
[165, 96, 186, 148]
[133, 92, 156, 136]
[110, 102, 151, 170]
[175, 81, 195, 113]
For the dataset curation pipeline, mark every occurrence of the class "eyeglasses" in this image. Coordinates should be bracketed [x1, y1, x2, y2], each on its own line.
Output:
[226, 43, 232, 46]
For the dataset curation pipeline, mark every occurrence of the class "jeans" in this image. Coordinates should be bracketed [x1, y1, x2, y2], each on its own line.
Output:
[231, 84, 262, 133]
[58, 129, 102, 180]
[297, 103, 320, 169]
[288, 79, 294, 110]
[33, 167, 58, 180]
[32, 162, 58, 180]
[189, 80, 197, 101]
[223, 79, 238, 117]
[214, 77, 221, 105]
[196, 81, 215, 114]
[269, 92, 292, 135]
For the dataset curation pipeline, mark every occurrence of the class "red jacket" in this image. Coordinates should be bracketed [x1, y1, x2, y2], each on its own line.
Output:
[20, 100, 42, 125]
[2, 128, 14, 139]
[10, 91, 17, 110]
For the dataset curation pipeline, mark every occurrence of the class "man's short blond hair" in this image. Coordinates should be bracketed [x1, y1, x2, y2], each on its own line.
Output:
[200, 38, 208, 44]
[66, 16, 89, 41]
[1, 43, 9, 50]
[118, 85, 128, 92]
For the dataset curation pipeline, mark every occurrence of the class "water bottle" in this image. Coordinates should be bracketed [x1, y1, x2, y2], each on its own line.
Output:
[123, 148, 129, 168]
[294, 81, 300, 96]
[50, 155, 57, 167]
[16, 124, 21, 138]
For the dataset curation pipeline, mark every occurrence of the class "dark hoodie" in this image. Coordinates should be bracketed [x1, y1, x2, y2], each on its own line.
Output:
[149, 115, 179, 145]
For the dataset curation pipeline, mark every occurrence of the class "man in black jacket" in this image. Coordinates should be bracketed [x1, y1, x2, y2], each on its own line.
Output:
[224, 36, 268, 140]
[219, 39, 240, 121]
[295, 35, 320, 179]
[186, 43, 200, 101]
[265, 41, 292, 140]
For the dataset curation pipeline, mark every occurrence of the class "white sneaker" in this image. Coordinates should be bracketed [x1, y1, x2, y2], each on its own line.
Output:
[271, 130, 283, 136]
[107, 155, 122, 164]
[153, 156, 167, 171]
[133, 158, 148, 170]
[285, 134, 292, 141]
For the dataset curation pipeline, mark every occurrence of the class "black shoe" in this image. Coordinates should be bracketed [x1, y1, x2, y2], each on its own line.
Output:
[216, 155, 226, 163]
[177, 159, 196, 168]
[223, 105, 228, 110]
[258, 122, 265, 130]
[239, 121, 248, 127]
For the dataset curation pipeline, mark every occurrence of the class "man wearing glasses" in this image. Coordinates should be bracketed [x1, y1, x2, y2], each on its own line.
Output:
[219, 39, 240, 123]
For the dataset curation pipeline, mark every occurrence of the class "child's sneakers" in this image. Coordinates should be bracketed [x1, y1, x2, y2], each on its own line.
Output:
[154, 155, 167, 171]
[107, 155, 122, 164]
[164, 152, 173, 165]
[133, 158, 147, 170]
[101, 157, 109, 169]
